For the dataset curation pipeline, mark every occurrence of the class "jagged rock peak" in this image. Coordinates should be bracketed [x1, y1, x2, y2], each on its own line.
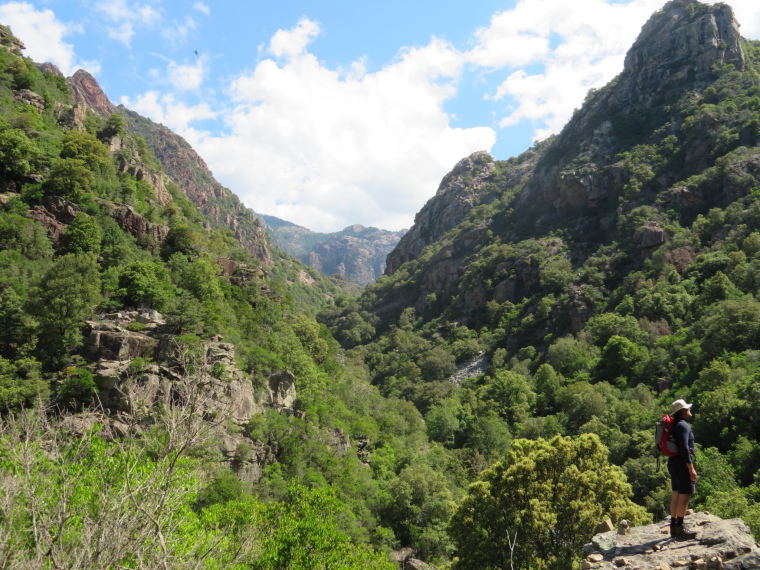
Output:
[611, 0, 744, 114]
[385, 151, 495, 276]
[66, 69, 115, 118]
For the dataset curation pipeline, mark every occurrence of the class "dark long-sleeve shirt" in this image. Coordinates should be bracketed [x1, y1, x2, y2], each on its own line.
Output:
[670, 416, 694, 464]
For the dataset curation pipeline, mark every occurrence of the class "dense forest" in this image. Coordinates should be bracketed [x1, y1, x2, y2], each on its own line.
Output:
[1, 0, 760, 568]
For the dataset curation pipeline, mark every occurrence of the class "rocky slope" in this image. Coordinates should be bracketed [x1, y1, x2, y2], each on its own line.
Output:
[261, 215, 405, 285]
[64, 70, 272, 265]
[369, 0, 757, 329]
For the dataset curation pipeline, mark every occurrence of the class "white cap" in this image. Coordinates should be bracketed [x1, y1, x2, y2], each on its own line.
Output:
[671, 399, 693, 415]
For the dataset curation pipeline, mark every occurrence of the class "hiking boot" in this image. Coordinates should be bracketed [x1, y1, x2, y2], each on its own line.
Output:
[672, 526, 697, 540]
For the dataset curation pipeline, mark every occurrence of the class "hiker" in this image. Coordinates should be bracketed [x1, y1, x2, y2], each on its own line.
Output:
[668, 399, 697, 539]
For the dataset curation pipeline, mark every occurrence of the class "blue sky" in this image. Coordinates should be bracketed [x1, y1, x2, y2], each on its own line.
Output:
[1, 0, 759, 232]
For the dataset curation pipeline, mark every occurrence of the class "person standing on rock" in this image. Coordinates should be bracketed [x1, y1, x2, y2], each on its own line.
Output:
[668, 399, 697, 539]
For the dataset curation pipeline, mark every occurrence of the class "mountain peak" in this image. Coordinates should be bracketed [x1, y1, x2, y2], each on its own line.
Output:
[66, 69, 115, 118]
[611, 0, 744, 114]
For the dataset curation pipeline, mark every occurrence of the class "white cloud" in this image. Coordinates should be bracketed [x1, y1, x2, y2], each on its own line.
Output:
[183, 19, 494, 232]
[469, 0, 760, 144]
[193, 2, 210, 16]
[95, 0, 162, 47]
[727, 0, 760, 38]
[107, 21, 134, 45]
[268, 17, 320, 60]
[167, 58, 206, 91]
[121, 91, 216, 137]
[0, 1, 98, 75]
[468, 0, 665, 142]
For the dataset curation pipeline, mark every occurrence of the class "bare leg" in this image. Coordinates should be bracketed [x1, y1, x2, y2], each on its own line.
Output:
[675, 493, 691, 518]
[670, 491, 680, 517]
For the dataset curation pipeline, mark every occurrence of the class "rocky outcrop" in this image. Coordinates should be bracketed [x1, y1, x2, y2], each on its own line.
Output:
[13, 89, 44, 113]
[26, 196, 80, 248]
[582, 513, 760, 569]
[114, 143, 173, 207]
[66, 69, 115, 117]
[120, 109, 273, 265]
[385, 152, 495, 276]
[518, 0, 746, 217]
[107, 203, 169, 243]
[609, 0, 744, 116]
[57, 102, 88, 132]
[0, 24, 24, 56]
[35, 62, 63, 77]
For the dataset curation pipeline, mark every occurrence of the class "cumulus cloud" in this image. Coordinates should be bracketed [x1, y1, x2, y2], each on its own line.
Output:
[185, 19, 494, 232]
[468, 0, 665, 141]
[121, 91, 216, 138]
[468, 0, 758, 143]
[167, 58, 206, 91]
[0, 1, 98, 75]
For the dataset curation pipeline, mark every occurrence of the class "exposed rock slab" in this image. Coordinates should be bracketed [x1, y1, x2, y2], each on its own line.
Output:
[583, 513, 760, 570]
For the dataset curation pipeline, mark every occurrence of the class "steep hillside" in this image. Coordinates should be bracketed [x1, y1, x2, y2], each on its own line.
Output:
[61, 70, 352, 312]
[261, 214, 405, 285]
[320, 0, 760, 560]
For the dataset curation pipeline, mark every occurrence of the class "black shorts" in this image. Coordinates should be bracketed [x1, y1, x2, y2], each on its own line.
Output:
[668, 459, 695, 495]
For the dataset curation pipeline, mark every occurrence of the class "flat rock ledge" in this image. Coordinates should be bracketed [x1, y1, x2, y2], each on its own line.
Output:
[582, 513, 760, 570]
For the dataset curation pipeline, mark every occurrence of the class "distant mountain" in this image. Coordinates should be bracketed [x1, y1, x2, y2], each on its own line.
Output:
[259, 214, 406, 286]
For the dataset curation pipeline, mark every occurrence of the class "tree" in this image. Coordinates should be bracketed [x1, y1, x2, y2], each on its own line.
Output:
[251, 485, 394, 569]
[448, 434, 649, 570]
[43, 157, 95, 201]
[117, 260, 173, 310]
[481, 370, 535, 426]
[0, 356, 47, 411]
[98, 113, 126, 140]
[702, 299, 760, 358]
[26, 253, 101, 360]
[0, 127, 39, 180]
[57, 367, 97, 411]
[60, 130, 111, 171]
[382, 463, 456, 562]
[62, 212, 102, 254]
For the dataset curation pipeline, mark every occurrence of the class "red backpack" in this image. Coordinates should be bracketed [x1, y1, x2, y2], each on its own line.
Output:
[655, 414, 678, 458]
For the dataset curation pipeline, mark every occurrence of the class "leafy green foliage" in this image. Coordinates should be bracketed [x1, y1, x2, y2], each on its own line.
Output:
[448, 435, 650, 570]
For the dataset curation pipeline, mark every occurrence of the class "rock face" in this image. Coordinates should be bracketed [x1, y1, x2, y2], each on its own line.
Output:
[261, 215, 404, 285]
[66, 69, 115, 117]
[121, 109, 273, 265]
[582, 513, 760, 569]
[385, 152, 495, 276]
[0, 24, 24, 55]
[518, 0, 746, 219]
[609, 0, 744, 115]
[27, 196, 80, 248]
[107, 203, 169, 243]
[114, 149, 173, 207]
[299, 225, 405, 285]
